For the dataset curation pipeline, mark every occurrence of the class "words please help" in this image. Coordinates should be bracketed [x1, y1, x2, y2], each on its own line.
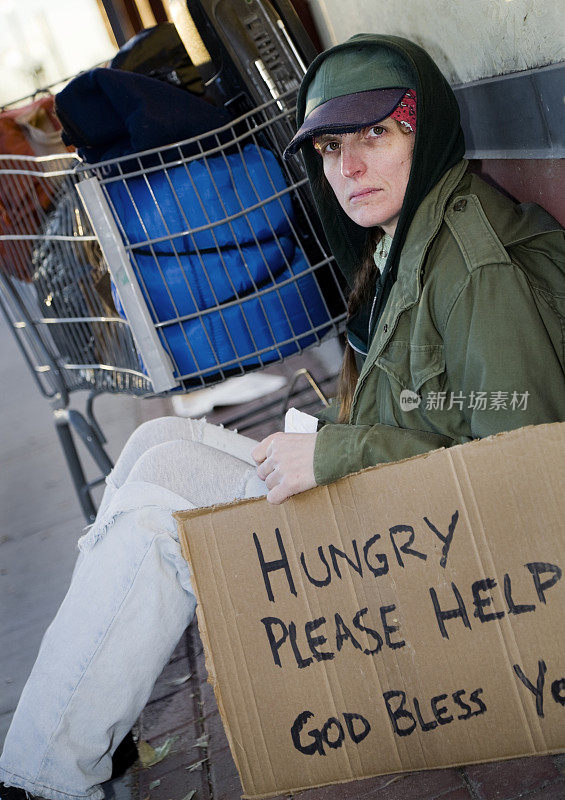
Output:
[176, 423, 565, 799]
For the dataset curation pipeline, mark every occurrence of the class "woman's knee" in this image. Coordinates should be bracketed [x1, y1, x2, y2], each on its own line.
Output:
[124, 416, 207, 454]
[125, 439, 193, 485]
[124, 438, 253, 505]
[125, 416, 178, 448]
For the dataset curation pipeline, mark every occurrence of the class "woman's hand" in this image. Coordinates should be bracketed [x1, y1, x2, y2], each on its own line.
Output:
[251, 432, 318, 504]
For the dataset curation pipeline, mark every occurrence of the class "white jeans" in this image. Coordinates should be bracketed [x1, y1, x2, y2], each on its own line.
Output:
[0, 417, 267, 800]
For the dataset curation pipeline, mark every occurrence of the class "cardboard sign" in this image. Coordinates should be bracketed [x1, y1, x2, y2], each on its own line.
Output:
[175, 423, 565, 799]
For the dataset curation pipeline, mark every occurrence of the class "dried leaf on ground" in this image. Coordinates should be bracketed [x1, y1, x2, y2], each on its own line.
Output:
[381, 775, 402, 788]
[186, 758, 206, 772]
[193, 734, 209, 749]
[138, 736, 178, 767]
[149, 779, 161, 789]
[164, 672, 192, 686]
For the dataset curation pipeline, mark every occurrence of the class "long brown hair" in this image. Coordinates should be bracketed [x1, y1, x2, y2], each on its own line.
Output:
[336, 227, 382, 422]
[330, 120, 415, 422]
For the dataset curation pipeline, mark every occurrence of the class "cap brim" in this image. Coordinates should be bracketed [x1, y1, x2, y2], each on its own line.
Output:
[284, 87, 407, 160]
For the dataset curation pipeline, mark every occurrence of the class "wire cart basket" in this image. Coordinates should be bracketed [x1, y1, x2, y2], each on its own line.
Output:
[0, 2, 347, 522]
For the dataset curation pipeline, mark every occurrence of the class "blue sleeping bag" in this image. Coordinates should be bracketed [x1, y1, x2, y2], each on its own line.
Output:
[109, 143, 331, 380]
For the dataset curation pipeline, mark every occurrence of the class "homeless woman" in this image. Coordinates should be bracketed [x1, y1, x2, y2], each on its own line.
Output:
[1, 33, 564, 800]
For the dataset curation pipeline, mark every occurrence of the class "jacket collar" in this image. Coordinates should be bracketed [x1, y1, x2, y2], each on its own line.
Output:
[354, 159, 468, 378]
[347, 160, 469, 360]
[393, 159, 468, 309]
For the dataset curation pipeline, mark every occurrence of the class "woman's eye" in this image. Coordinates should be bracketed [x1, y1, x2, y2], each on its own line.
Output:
[314, 139, 340, 155]
[366, 125, 385, 138]
[320, 140, 341, 154]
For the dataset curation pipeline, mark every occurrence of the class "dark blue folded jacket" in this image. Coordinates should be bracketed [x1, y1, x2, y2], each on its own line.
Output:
[55, 68, 231, 163]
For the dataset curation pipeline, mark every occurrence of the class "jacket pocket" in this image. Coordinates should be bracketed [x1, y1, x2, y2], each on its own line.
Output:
[375, 341, 445, 392]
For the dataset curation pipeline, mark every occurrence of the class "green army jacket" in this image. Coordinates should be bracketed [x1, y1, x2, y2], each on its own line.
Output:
[313, 160, 565, 485]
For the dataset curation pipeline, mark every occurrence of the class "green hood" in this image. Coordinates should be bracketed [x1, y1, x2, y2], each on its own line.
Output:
[295, 34, 465, 347]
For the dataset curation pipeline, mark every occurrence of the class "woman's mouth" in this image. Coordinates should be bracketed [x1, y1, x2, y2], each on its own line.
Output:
[348, 188, 382, 203]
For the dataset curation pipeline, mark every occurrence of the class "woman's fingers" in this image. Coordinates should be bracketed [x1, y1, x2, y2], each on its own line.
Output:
[256, 455, 275, 481]
[252, 432, 318, 504]
[251, 432, 284, 465]
[266, 482, 291, 505]
[264, 469, 279, 491]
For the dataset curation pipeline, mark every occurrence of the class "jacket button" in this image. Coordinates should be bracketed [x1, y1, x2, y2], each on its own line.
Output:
[383, 324, 388, 333]
[453, 198, 467, 212]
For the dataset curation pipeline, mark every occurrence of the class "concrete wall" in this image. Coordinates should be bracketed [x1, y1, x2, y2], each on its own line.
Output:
[307, 0, 564, 83]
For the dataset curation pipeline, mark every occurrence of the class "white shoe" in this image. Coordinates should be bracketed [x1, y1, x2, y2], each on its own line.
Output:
[171, 373, 287, 418]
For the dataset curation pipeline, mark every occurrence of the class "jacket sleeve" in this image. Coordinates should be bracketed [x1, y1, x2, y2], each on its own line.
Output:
[313, 261, 565, 486]
[313, 422, 454, 485]
[442, 261, 565, 438]
[314, 397, 340, 425]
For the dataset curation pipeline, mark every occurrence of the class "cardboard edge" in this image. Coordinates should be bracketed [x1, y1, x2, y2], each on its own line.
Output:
[177, 528, 218, 688]
[239, 746, 565, 800]
[173, 492, 264, 523]
[177, 516, 248, 782]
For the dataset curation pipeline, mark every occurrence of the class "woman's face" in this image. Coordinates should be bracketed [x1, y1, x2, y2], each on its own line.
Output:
[314, 118, 414, 237]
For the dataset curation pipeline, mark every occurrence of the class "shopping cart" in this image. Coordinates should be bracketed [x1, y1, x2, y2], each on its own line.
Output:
[0, 1, 347, 523]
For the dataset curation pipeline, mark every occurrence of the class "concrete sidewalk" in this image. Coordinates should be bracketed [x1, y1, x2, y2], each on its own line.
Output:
[1, 312, 563, 800]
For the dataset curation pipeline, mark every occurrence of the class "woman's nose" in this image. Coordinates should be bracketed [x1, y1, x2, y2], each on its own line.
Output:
[340, 143, 366, 178]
